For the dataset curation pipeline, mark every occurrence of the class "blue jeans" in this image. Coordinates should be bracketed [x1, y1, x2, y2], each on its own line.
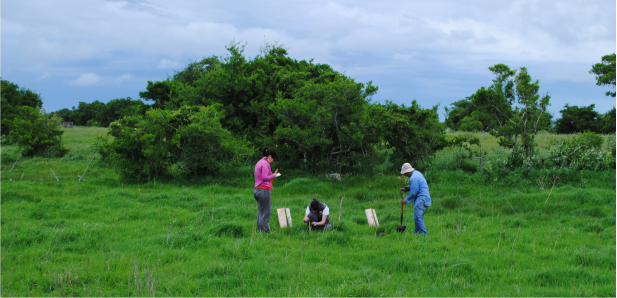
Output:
[253, 188, 271, 233]
[413, 200, 428, 235]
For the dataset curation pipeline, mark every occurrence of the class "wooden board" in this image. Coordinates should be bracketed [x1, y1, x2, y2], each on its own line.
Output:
[277, 208, 288, 228]
[284, 208, 292, 228]
[365, 209, 376, 227]
[371, 209, 379, 227]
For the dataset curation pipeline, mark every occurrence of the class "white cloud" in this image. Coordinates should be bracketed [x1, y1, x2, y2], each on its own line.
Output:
[114, 73, 134, 83]
[156, 59, 180, 69]
[71, 73, 101, 86]
[69, 72, 133, 86]
[2, 0, 615, 114]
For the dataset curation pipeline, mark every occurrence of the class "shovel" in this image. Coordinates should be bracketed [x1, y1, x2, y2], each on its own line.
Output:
[397, 199, 407, 232]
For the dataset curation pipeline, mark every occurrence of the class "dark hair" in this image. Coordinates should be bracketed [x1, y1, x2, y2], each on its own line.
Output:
[262, 147, 278, 159]
[310, 199, 321, 212]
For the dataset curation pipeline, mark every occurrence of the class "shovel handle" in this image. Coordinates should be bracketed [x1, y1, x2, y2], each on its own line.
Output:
[400, 200, 404, 226]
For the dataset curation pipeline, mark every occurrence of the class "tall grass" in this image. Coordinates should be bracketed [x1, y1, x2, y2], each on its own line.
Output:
[1, 128, 615, 296]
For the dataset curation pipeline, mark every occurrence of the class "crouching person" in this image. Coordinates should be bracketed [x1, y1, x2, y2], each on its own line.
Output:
[303, 199, 332, 230]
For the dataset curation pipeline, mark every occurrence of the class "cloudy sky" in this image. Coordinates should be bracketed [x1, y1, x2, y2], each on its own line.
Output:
[2, 0, 615, 120]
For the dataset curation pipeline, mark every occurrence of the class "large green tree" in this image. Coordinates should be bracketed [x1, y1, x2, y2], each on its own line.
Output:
[1, 80, 44, 142]
[379, 100, 447, 168]
[590, 53, 616, 97]
[471, 64, 551, 154]
[271, 75, 379, 171]
[554, 104, 601, 134]
[136, 42, 450, 173]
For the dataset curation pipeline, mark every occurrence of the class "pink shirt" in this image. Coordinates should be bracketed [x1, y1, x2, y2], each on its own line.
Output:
[254, 157, 276, 189]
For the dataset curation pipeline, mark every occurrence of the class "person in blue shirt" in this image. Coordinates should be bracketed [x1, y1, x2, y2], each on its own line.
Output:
[400, 163, 431, 235]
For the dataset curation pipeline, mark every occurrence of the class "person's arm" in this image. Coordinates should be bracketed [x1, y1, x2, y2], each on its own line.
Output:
[261, 163, 276, 181]
[404, 177, 418, 204]
[303, 206, 310, 223]
[313, 206, 329, 226]
[313, 214, 327, 226]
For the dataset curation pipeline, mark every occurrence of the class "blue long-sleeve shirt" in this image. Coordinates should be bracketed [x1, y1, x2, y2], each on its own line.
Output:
[405, 171, 431, 206]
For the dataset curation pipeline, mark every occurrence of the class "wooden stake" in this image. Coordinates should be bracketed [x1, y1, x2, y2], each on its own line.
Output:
[79, 153, 96, 181]
[338, 195, 344, 223]
[285, 208, 292, 228]
[10, 154, 21, 172]
[20, 172, 24, 181]
[50, 168, 59, 181]
[544, 177, 557, 205]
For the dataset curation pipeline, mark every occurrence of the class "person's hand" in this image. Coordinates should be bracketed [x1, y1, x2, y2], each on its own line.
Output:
[303, 217, 309, 223]
[312, 222, 318, 226]
[400, 186, 410, 192]
[402, 200, 407, 204]
[276, 173, 282, 177]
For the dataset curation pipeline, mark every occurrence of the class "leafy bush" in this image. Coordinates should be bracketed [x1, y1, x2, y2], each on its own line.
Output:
[272, 75, 380, 172]
[8, 107, 68, 157]
[544, 132, 614, 170]
[379, 100, 447, 169]
[96, 104, 251, 179]
[1, 80, 44, 142]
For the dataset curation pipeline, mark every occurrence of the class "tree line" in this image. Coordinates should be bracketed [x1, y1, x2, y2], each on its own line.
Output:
[445, 53, 616, 135]
[95, 42, 446, 178]
[2, 44, 615, 178]
[53, 97, 148, 127]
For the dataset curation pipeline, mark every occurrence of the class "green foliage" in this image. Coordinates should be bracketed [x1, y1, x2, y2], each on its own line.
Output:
[444, 98, 477, 131]
[590, 53, 616, 97]
[139, 80, 184, 110]
[53, 97, 149, 127]
[446, 65, 552, 137]
[554, 104, 601, 134]
[599, 107, 616, 134]
[185, 42, 348, 146]
[379, 100, 447, 169]
[471, 65, 551, 158]
[544, 132, 614, 171]
[1, 80, 43, 142]
[97, 104, 250, 179]
[445, 135, 485, 172]
[138, 42, 444, 174]
[457, 115, 483, 132]
[8, 107, 68, 157]
[444, 98, 491, 132]
[272, 75, 380, 172]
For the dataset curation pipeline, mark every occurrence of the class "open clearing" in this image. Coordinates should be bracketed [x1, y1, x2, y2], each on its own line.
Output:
[1, 127, 615, 296]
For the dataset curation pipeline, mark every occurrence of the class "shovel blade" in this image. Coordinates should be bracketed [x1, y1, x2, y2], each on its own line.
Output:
[396, 225, 407, 232]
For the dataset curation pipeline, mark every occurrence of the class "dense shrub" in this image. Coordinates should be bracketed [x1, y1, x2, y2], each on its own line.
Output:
[1, 80, 44, 143]
[96, 104, 250, 179]
[543, 132, 614, 170]
[554, 104, 601, 134]
[8, 107, 68, 157]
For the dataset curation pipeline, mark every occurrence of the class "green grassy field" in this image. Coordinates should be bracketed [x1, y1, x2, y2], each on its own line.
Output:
[1, 127, 615, 296]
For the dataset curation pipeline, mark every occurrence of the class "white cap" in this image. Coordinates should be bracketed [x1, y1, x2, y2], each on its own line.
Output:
[400, 163, 414, 174]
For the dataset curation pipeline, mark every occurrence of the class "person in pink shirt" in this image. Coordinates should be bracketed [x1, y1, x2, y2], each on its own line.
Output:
[253, 147, 280, 233]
